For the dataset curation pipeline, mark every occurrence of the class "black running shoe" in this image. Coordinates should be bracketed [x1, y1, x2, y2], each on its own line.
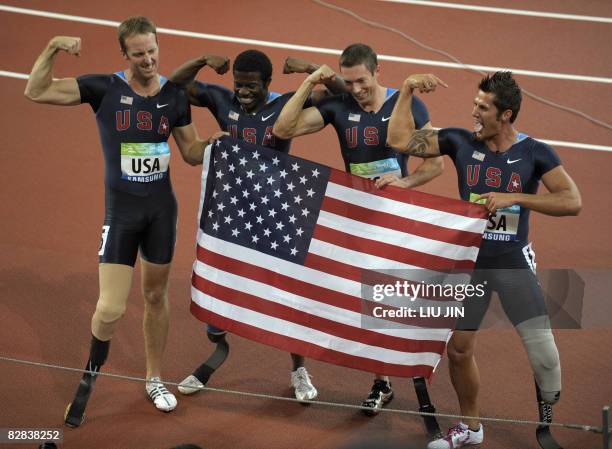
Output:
[361, 379, 394, 416]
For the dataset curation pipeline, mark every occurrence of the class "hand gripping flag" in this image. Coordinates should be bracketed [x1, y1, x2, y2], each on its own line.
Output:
[191, 137, 488, 378]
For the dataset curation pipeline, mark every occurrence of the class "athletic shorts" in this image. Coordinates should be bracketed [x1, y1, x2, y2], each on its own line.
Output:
[98, 187, 177, 266]
[456, 243, 548, 331]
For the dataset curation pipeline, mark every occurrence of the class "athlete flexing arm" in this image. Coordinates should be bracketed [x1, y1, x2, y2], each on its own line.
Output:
[283, 56, 348, 101]
[24, 36, 82, 105]
[26, 37, 210, 167]
[346, 74, 444, 190]
[386, 74, 581, 216]
[170, 54, 230, 84]
[272, 64, 336, 138]
[26, 18, 222, 427]
[385, 73, 447, 158]
[169, 54, 230, 105]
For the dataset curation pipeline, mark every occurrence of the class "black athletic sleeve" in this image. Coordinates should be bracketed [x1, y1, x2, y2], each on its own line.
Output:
[304, 94, 314, 109]
[77, 74, 112, 113]
[533, 140, 562, 179]
[192, 82, 232, 114]
[412, 95, 430, 129]
[437, 127, 473, 160]
[314, 93, 344, 125]
[175, 86, 192, 127]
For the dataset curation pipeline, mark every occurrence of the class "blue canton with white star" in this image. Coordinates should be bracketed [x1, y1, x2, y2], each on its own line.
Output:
[201, 137, 331, 264]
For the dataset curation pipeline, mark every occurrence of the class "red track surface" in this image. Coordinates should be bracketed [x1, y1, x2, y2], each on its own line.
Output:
[1, 1, 611, 448]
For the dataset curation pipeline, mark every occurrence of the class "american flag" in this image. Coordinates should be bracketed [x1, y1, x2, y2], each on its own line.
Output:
[191, 137, 488, 378]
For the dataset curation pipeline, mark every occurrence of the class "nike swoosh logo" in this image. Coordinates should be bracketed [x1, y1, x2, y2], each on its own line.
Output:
[381, 116, 391, 122]
[156, 103, 168, 109]
[507, 158, 521, 164]
[262, 112, 276, 121]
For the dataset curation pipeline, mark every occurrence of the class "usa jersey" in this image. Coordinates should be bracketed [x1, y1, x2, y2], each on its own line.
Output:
[191, 82, 309, 154]
[78, 72, 191, 196]
[315, 89, 430, 178]
[438, 128, 561, 257]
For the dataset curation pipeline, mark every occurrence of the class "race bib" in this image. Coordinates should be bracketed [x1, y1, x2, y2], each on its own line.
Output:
[121, 142, 170, 183]
[349, 157, 401, 179]
[470, 193, 520, 242]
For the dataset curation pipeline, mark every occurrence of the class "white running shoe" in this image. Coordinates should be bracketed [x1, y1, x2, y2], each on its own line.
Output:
[290, 367, 318, 402]
[146, 377, 177, 412]
[178, 374, 205, 395]
[427, 422, 483, 449]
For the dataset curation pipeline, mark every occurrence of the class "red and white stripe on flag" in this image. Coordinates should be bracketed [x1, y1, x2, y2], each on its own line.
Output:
[191, 137, 488, 378]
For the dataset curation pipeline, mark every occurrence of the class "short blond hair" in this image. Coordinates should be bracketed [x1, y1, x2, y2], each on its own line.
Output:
[118, 16, 157, 53]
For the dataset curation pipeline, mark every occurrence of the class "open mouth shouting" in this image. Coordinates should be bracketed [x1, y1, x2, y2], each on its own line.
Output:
[474, 119, 483, 135]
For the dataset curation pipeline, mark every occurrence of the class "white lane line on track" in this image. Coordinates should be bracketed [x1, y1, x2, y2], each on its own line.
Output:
[0, 70, 28, 80]
[377, 0, 612, 24]
[2, 69, 610, 153]
[1, 4, 612, 84]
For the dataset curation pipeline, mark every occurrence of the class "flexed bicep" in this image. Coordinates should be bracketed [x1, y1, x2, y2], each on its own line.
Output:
[291, 107, 326, 137]
[403, 129, 441, 158]
[24, 36, 82, 105]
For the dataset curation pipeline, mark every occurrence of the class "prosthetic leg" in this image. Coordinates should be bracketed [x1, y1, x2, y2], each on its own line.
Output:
[64, 335, 109, 428]
[536, 380, 563, 449]
[191, 331, 230, 387]
[516, 317, 563, 449]
[413, 377, 443, 439]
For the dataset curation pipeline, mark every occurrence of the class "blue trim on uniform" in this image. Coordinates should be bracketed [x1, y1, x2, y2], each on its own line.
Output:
[267, 91, 281, 103]
[516, 132, 529, 143]
[114, 71, 167, 88]
[115, 71, 128, 81]
[386, 87, 398, 98]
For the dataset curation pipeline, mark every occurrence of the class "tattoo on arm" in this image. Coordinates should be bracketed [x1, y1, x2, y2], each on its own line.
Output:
[406, 129, 438, 157]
